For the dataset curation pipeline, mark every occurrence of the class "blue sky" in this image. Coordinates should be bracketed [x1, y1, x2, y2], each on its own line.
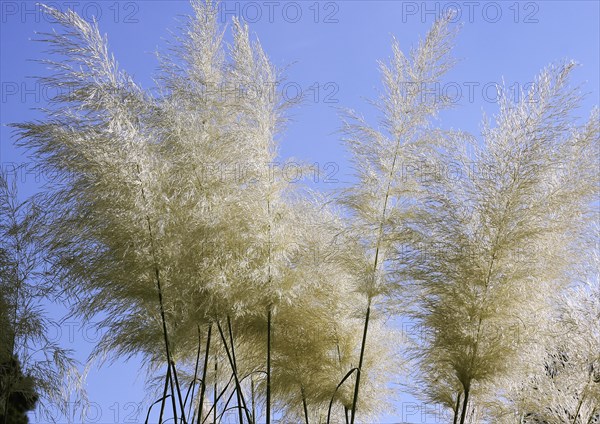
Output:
[1, 1, 599, 423]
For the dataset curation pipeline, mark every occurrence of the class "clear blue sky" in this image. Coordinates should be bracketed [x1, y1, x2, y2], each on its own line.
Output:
[1, 1, 599, 423]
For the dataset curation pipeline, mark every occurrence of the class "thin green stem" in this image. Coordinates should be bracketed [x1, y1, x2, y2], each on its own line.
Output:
[349, 299, 371, 424]
[172, 361, 188, 423]
[459, 385, 470, 424]
[158, 364, 171, 424]
[301, 386, 309, 424]
[214, 356, 218, 424]
[187, 327, 203, 420]
[453, 392, 462, 424]
[350, 123, 404, 424]
[327, 368, 358, 424]
[266, 304, 272, 424]
[217, 319, 252, 424]
[138, 165, 180, 422]
[197, 324, 212, 424]
[145, 391, 171, 424]
[585, 407, 597, 424]
[201, 374, 235, 424]
[228, 317, 245, 424]
[251, 376, 256, 424]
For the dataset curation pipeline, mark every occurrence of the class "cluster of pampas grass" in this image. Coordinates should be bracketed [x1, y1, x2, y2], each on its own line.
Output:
[398, 63, 598, 423]
[4, 1, 598, 423]
[10, 1, 399, 422]
[487, 243, 600, 424]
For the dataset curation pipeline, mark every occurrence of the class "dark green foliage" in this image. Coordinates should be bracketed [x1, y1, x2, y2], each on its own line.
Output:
[0, 357, 38, 424]
[0, 293, 38, 424]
